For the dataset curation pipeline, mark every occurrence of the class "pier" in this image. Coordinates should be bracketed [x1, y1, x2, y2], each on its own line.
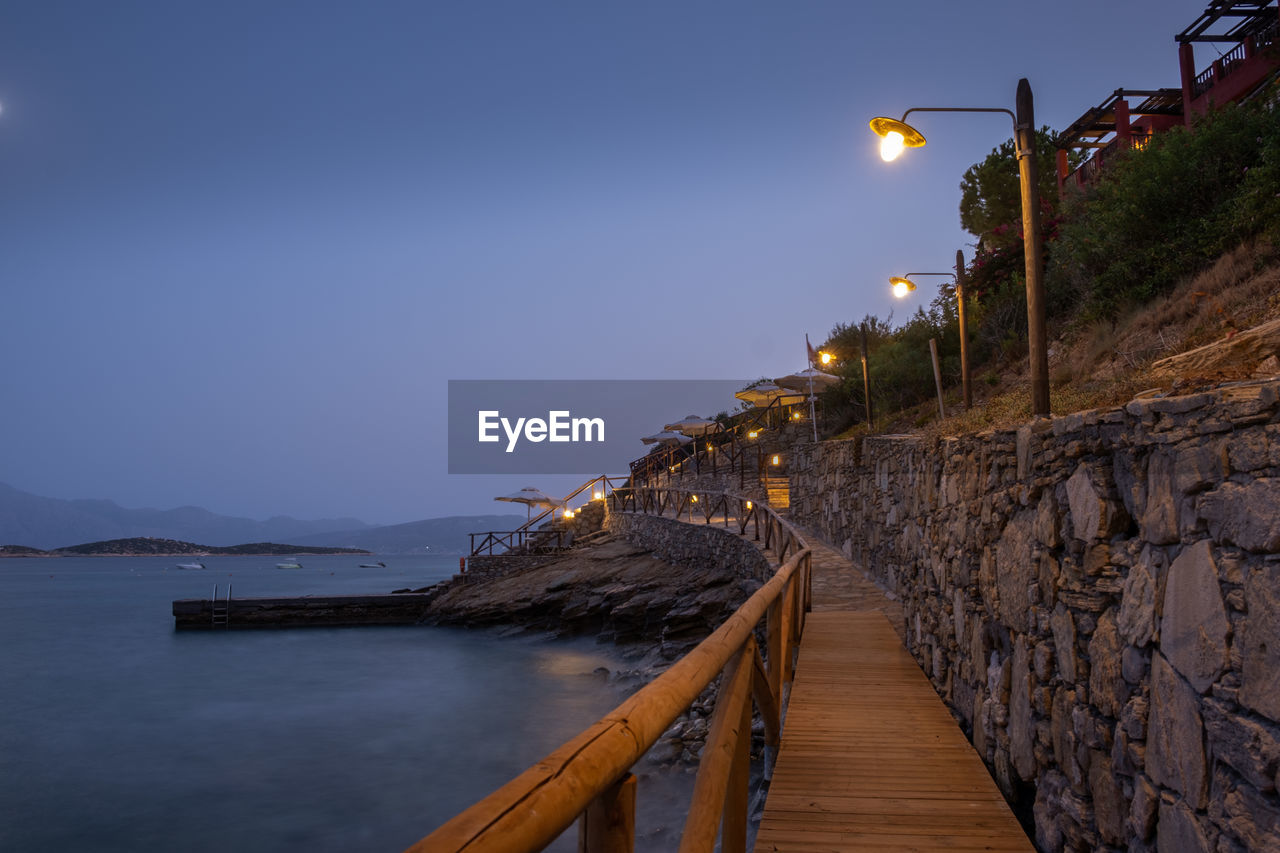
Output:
[172, 591, 439, 629]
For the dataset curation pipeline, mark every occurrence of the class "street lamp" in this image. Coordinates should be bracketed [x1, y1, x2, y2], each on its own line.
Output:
[887, 252, 972, 409]
[870, 79, 1049, 416]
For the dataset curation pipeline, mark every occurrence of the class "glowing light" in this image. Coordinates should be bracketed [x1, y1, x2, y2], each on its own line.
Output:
[745, 500, 753, 509]
[792, 412, 801, 420]
[819, 351, 833, 365]
[880, 130, 905, 162]
[593, 491, 603, 500]
[771, 455, 780, 466]
[748, 430, 758, 439]
[691, 495, 698, 502]
[890, 277, 917, 299]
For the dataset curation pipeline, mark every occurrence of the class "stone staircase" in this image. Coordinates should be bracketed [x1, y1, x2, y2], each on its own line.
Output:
[763, 475, 790, 510]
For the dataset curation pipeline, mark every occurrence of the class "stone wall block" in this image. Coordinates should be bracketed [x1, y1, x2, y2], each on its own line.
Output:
[1090, 608, 1130, 717]
[1240, 563, 1280, 723]
[1175, 439, 1229, 495]
[1010, 636, 1036, 781]
[1052, 604, 1079, 683]
[1203, 697, 1280, 793]
[1068, 463, 1104, 543]
[1130, 773, 1159, 841]
[995, 509, 1037, 634]
[1199, 479, 1280, 553]
[1156, 797, 1212, 853]
[1143, 451, 1180, 545]
[1148, 652, 1209, 808]
[1035, 487, 1062, 548]
[1160, 539, 1229, 693]
[1215, 768, 1280, 852]
[1118, 546, 1159, 647]
[1089, 749, 1127, 845]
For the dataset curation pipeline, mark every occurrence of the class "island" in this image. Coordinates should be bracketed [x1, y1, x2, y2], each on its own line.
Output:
[0, 538, 371, 557]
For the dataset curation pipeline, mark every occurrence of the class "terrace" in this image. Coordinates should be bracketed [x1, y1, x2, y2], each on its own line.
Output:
[1178, 1, 1280, 115]
[1056, 88, 1184, 192]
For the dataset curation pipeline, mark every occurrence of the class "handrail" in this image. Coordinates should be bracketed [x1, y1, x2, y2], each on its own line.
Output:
[630, 396, 804, 489]
[471, 475, 628, 556]
[411, 489, 811, 853]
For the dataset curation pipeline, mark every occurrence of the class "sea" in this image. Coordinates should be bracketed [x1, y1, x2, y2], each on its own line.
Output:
[0, 554, 691, 851]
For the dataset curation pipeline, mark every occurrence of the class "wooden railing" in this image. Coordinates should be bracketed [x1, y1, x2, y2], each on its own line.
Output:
[629, 397, 803, 489]
[470, 475, 629, 556]
[413, 490, 811, 853]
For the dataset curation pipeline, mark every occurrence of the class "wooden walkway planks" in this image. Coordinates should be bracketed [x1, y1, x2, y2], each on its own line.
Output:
[754, 611, 1033, 852]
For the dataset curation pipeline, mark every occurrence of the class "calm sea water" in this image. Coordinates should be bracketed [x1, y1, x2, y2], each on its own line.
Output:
[0, 555, 669, 851]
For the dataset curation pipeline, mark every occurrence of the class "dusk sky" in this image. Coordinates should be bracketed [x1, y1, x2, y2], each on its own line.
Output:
[1, 1, 1219, 526]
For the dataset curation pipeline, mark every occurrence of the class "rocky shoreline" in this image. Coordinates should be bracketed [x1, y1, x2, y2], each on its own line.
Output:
[416, 533, 766, 780]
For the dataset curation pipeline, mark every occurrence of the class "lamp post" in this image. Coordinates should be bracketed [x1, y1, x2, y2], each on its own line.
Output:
[887, 256, 972, 410]
[871, 79, 1049, 416]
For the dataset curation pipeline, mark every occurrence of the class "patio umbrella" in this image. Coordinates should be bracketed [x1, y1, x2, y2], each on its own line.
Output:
[663, 415, 721, 437]
[774, 369, 841, 442]
[494, 487, 564, 521]
[641, 430, 694, 445]
[734, 382, 806, 408]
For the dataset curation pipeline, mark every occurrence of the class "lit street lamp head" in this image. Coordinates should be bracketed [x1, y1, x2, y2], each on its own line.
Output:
[869, 116, 925, 161]
[889, 276, 917, 298]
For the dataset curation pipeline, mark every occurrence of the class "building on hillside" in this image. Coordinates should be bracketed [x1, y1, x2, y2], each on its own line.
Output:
[1056, 1, 1280, 194]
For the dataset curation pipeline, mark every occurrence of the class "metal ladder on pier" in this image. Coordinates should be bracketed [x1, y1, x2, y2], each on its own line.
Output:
[211, 584, 231, 628]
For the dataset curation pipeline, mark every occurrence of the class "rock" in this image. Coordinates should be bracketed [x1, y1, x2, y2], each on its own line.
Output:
[1159, 539, 1229, 693]
[1241, 564, 1280, 723]
[1010, 637, 1035, 781]
[1089, 750, 1126, 845]
[1157, 797, 1211, 853]
[1203, 696, 1280, 793]
[1175, 440, 1227, 494]
[995, 510, 1037, 633]
[1089, 609, 1129, 717]
[1143, 451, 1179, 545]
[1199, 479, 1280, 553]
[1033, 770, 1069, 851]
[1052, 605, 1078, 683]
[1130, 774, 1159, 841]
[1117, 547, 1158, 647]
[1256, 354, 1280, 378]
[1219, 772, 1280, 851]
[1148, 652, 1208, 808]
[1035, 488, 1062, 548]
[1067, 463, 1103, 542]
[1122, 644, 1148, 684]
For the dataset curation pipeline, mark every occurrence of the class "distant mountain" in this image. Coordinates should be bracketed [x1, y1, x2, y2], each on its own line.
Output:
[286, 514, 525, 555]
[0, 482, 372, 551]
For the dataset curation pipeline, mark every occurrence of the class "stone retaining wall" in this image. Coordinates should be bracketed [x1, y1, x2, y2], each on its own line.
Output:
[606, 510, 774, 584]
[789, 380, 1280, 851]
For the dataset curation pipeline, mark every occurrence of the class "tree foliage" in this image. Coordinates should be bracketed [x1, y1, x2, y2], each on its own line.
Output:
[958, 126, 1065, 243]
[1047, 98, 1280, 320]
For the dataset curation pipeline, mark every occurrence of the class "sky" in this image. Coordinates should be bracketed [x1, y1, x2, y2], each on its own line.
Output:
[0, 0, 1227, 526]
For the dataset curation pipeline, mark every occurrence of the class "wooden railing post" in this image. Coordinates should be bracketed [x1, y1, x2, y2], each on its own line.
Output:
[578, 773, 636, 853]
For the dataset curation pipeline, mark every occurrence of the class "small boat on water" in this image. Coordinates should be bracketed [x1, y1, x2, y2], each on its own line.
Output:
[359, 561, 387, 568]
[276, 559, 303, 569]
[175, 561, 206, 570]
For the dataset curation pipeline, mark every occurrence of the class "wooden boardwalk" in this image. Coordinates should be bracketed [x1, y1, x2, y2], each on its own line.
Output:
[754, 530, 1033, 852]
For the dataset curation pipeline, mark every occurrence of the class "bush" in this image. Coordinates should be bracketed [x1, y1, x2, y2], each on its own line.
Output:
[1048, 98, 1280, 320]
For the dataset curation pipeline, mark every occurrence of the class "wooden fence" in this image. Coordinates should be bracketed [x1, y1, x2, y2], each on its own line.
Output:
[411, 489, 811, 853]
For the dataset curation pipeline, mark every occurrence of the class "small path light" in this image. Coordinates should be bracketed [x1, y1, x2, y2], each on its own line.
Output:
[889, 262, 972, 409]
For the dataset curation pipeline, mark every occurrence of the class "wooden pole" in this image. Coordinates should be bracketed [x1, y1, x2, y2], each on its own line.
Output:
[860, 321, 873, 426]
[1017, 78, 1050, 416]
[929, 338, 945, 419]
[579, 773, 636, 853]
[956, 248, 972, 410]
